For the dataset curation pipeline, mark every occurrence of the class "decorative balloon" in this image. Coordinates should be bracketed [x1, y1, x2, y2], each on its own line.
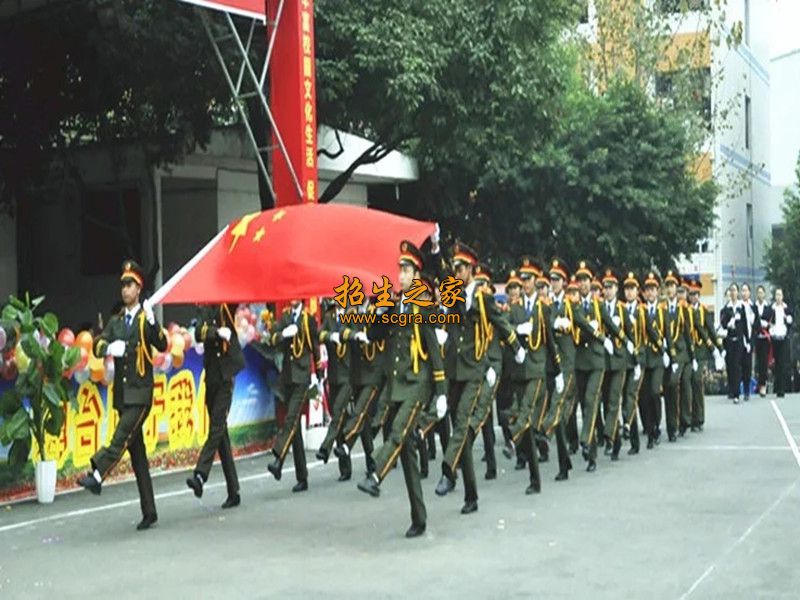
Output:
[103, 358, 115, 386]
[75, 331, 93, 354]
[1, 359, 18, 381]
[152, 352, 166, 369]
[170, 332, 185, 356]
[172, 353, 185, 370]
[57, 328, 75, 347]
[76, 347, 89, 371]
[88, 355, 105, 383]
[74, 367, 90, 384]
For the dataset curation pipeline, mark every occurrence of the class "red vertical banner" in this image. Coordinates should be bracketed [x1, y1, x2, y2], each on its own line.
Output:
[267, 0, 318, 207]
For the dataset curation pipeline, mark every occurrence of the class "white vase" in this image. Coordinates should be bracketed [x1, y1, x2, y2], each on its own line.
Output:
[35, 460, 57, 504]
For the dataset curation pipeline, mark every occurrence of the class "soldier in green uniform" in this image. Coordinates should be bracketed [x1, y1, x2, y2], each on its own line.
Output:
[432, 243, 523, 513]
[497, 270, 523, 458]
[641, 272, 669, 448]
[472, 264, 503, 480]
[533, 268, 554, 463]
[503, 257, 562, 494]
[542, 270, 587, 480]
[336, 298, 386, 477]
[599, 269, 636, 461]
[186, 303, 246, 508]
[78, 260, 167, 531]
[688, 278, 723, 432]
[662, 271, 695, 441]
[620, 273, 645, 455]
[315, 301, 356, 480]
[574, 261, 619, 472]
[266, 300, 322, 492]
[356, 242, 447, 539]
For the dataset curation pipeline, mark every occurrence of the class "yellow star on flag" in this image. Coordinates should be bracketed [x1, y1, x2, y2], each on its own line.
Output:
[253, 227, 266, 243]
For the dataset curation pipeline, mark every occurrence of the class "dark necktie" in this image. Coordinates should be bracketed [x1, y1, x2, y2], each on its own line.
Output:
[584, 299, 589, 312]
[649, 306, 655, 318]
[125, 314, 132, 332]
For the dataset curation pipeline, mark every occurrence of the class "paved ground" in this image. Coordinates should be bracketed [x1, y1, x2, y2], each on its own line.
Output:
[1, 394, 800, 599]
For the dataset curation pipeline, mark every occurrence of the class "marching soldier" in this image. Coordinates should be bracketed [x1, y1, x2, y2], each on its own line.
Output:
[688, 279, 723, 432]
[433, 242, 523, 513]
[574, 261, 618, 472]
[356, 242, 447, 539]
[541, 262, 586, 481]
[533, 269, 553, 462]
[315, 301, 356, 480]
[336, 298, 386, 478]
[662, 271, 695, 440]
[497, 271, 524, 465]
[78, 260, 167, 531]
[473, 263, 503, 480]
[266, 299, 323, 492]
[503, 257, 562, 494]
[620, 272, 645, 455]
[186, 303, 246, 508]
[641, 272, 669, 448]
[599, 269, 635, 461]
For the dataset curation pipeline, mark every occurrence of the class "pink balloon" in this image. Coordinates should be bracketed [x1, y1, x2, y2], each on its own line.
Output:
[57, 328, 75, 347]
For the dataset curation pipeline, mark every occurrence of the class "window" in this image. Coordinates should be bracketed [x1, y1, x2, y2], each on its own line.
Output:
[745, 95, 751, 150]
[81, 188, 142, 276]
[579, 0, 589, 24]
[744, 0, 750, 45]
[746, 203, 754, 259]
[659, 0, 708, 13]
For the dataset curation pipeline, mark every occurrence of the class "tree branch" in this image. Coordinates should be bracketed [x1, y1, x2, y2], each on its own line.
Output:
[317, 129, 345, 160]
[318, 140, 398, 204]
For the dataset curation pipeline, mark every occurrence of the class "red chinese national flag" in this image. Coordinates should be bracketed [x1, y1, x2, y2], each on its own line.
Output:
[151, 204, 436, 305]
[177, 0, 266, 20]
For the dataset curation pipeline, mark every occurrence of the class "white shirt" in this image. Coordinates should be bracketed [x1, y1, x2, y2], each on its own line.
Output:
[524, 292, 537, 315]
[773, 303, 787, 338]
[292, 305, 303, 323]
[464, 281, 478, 312]
[124, 304, 141, 326]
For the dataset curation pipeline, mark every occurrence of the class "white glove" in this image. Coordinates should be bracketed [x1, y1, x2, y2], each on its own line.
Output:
[717, 326, 728, 339]
[692, 359, 698, 372]
[662, 352, 670, 368]
[714, 353, 725, 372]
[612, 315, 621, 328]
[435, 328, 448, 346]
[727, 318, 736, 330]
[603, 337, 614, 355]
[515, 347, 526, 364]
[354, 331, 369, 344]
[486, 367, 497, 387]
[734, 312, 741, 321]
[554, 317, 570, 331]
[626, 340, 634, 355]
[760, 319, 769, 328]
[430, 223, 440, 247]
[555, 373, 565, 394]
[787, 315, 793, 325]
[106, 340, 126, 358]
[633, 364, 642, 381]
[329, 332, 341, 345]
[282, 324, 299, 338]
[671, 363, 679, 374]
[217, 327, 232, 341]
[516, 321, 533, 336]
[142, 299, 155, 325]
[589, 319, 600, 333]
[435, 394, 448, 419]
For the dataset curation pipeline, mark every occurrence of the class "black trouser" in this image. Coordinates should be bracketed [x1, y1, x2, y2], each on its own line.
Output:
[481, 408, 497, 473]
[92, 403, 155, 518]
[774, 338, 790, 396]
[272, 383, 309, 482]
[640, 365, 664, 440]
[725, 338, 743, 398]
[496, 376, 514, 446]
[740, 344, 753, 397]
[755, 338, 770, 389]
[546, 374, 573, 475]
[195, 380, 239, 497]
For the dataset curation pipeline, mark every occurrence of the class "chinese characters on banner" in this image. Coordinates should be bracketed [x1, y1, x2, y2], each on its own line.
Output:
[333, 275, 467, 310]
[31, 370, 213, 469]
[301, 1, 317, 203]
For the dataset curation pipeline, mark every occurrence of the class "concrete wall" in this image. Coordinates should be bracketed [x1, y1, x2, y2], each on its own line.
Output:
[770, 49, 800, 188]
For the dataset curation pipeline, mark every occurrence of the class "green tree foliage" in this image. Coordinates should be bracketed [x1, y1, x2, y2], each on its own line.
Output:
[765, 155, 800, 307]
